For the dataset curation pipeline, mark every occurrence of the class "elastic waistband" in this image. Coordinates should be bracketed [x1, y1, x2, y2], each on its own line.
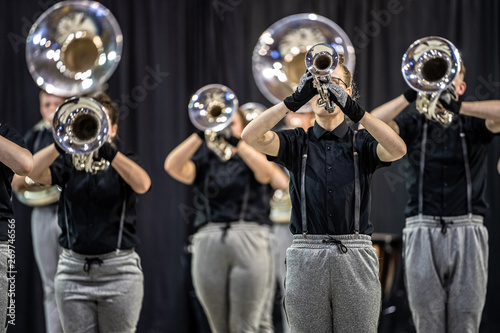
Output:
[62, 248, 135, 261]
[406, 214, 483, 227]
[291, 234, 373, 249]
[198, 222, 269, 233]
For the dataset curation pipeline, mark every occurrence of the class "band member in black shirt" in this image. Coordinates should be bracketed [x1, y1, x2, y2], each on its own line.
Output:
[242, 55, 406, 332]
[165, 107, 288, 333]
[371, 58, 500, 332]
[28, 93, 151, 333]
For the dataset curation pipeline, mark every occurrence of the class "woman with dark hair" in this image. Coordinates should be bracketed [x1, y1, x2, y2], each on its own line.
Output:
[165, 107, 288, 332]
[28, 92, 151, 333]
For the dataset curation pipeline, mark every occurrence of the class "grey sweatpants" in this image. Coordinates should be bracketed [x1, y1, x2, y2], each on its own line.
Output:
[403, 215, 488, 333]
[55, 249, 144, 333]
[31, 206, 63, 333]
[0, 243, 9, 333]
[191, 222, 273, 333]
[285, 234, 381, 333]
[272, 223, 293, 333]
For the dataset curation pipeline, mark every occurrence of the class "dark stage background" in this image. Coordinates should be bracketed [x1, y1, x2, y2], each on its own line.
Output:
[1, 0, 499, 332]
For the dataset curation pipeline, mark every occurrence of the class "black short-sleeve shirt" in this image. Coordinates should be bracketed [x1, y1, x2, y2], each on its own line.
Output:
[0, 123, 27, 240]
[269, 121, 390, 235]
[394, 110, 497, 217]
[50, 152, 142, 255]
[191, 145, 272, 228]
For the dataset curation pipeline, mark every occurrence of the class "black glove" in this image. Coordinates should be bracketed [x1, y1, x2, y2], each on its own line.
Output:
[195, 129, 205, 141]
[403, 88, 418, 103]
[327, 83, 366, 123]
[283, 70, 317, 112]
[98, 142, 118, 162]
[439, 87, 461, 114]
[225, 135, 240, 147]
[53, 139, 66, 155]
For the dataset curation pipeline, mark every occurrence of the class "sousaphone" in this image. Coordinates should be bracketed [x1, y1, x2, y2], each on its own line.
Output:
[252, 13, 355, 111]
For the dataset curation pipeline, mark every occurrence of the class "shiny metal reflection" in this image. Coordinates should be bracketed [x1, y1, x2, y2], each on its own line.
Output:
[26, 1, 123, 97]
[401, 36, 461, 127]
[252, 13, 355, 106]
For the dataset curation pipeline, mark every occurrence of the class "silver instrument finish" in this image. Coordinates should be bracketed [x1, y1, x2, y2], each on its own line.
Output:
[252, 13, 355, 110]
[402, 36, 462, 127]
[188, 84, 239, 161]
[305, 43, 339, 113]
[26, 1, 123, 97]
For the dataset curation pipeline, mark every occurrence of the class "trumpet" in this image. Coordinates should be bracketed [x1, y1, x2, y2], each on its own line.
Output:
[53, 96, 111, 173]
[188, 84, 239, 161]
[401, 36, 462, 127]
[305, 43, 339, 113]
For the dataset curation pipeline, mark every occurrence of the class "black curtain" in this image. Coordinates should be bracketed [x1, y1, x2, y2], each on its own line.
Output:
[1, 1, 499, 332]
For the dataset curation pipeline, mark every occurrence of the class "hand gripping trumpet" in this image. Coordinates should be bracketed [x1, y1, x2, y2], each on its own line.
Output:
[305, 43, 339, 113]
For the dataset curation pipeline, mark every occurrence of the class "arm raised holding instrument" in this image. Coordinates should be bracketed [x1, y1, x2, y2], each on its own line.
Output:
[243, 52, 405, 333]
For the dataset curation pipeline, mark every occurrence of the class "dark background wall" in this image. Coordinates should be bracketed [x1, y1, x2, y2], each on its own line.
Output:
[1, 0, 499, 332]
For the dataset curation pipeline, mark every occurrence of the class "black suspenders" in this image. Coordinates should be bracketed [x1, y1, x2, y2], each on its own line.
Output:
[63, 184, 127, 253]
[418, 118, 472, 217]
[300, 130, 361, 237]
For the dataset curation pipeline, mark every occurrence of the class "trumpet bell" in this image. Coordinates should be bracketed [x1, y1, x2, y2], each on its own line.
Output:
[53, 96, 110, 154]
[252, 13, 355, 106]
[26, 1, 123, 97]
[305, 43, 338, 77]
[401, 36, 461, 93]
[188, 84, 238, 133]
[401, 36, 461, 127]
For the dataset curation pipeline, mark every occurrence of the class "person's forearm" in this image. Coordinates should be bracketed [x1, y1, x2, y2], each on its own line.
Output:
[164, 134, 202, 184]
[236, 140, 277, 184]
[269, 164, 289, 190]
[111, 153, 151, 194]
[241, 102, 288, 156]
[460, 101, 500, 120]
[30, 144, 60, 184]
[164, 134, 202, 172]
[359, 112, 407, 161]
[11, 174, 29, 192]
[0, 136, 33, 175]
[370, 95, 409, 123]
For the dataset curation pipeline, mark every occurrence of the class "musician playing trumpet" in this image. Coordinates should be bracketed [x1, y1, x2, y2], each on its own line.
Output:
[165, 105, 288, 333]
[242, 53, 406, 333]
[27, 92, 151, 333]
[370, 42, 500, 332]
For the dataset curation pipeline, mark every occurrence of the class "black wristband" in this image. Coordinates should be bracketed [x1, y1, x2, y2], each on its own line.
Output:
[195, 130, 205, 141]
[343, 98, 366, 123]
[283, 95, 303, 112]
[98, 142, 118, 162]
[53, 141, 66, 155]
[403, 88, 418, 103]
[225, 136, 240, 147]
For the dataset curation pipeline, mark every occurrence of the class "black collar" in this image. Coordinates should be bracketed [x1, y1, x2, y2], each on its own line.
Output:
[313, 120, 348, 140]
